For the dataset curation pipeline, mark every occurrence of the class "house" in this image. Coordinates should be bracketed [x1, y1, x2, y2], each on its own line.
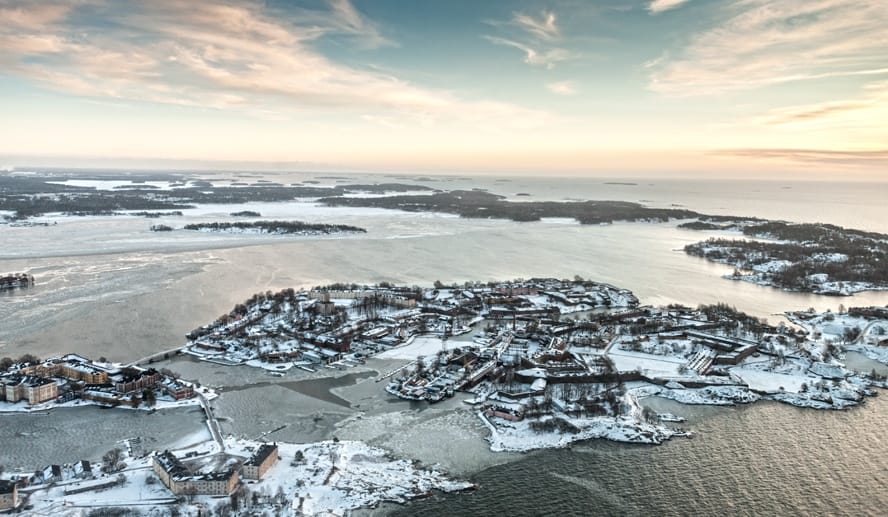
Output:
[162, 379, 195, 400]
[74, 460, 93, 479]
[41, 465, 63, 484]
[241, 443, 279, 480]
[0, 480, 18, 510]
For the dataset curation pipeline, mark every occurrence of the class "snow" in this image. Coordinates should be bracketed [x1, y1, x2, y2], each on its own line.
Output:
[23, 437, 472, 517]
[483, 413, 678, 452]
[730, 367, 809, 393]
[608, 349, 684, 377]
[633, 384, 761, 406]
[751, 260, 793, 273]
[376, 335, 448, 360]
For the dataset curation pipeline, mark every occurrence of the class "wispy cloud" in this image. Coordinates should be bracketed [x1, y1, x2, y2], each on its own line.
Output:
[484, 9, 572, 68]
[513, 11, 560, 40]
[546, 81, 577, 95]
[714, 148, 888, 168]
[649, 0, 888, 95]
[750, 80, 888, 136]
[484, 36, 571, 69]
[325, 0, 393, 48]
[0, 0, 551, 130]
[648, 0, 691, 14]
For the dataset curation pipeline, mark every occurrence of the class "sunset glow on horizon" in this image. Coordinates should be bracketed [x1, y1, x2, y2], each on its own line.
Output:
[1, 0, 887, 177]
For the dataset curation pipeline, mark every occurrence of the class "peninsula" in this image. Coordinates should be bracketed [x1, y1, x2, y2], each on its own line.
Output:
[682, 220, 888, 295]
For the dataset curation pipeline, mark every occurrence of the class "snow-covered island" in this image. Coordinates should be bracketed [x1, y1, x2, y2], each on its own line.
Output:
[160, 220, 367, 236]
[682, 220, 888, 295]
[182, 278, 888, 454]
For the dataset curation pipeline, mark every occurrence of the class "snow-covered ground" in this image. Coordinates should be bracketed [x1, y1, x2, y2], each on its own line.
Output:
[730, 367, 809, 393]
[376, 335, 447, 360]
[484, 413, 678, 452]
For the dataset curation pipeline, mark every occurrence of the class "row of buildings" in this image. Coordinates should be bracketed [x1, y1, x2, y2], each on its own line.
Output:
[0, 354, 196, 408]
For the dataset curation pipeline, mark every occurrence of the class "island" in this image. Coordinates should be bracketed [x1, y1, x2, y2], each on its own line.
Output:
[0, 173, 432, 221]
[682, 220, 888, 295]
[183, 278, 888, 454]
[181, 220, 366, 235]
[229, 210, 261, 217]
[0, 273, 34, 291]
[318, 190, 699, 223]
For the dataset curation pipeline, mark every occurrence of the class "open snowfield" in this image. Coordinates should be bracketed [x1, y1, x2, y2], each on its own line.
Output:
[730, 367, 808, 393]
[376, 335, 448, 360]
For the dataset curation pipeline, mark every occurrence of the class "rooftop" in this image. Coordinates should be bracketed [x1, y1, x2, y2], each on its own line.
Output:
[245, 443, 278, 467]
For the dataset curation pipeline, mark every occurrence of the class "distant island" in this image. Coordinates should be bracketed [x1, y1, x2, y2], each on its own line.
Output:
[230, 210, 261, 217]
[0, 273, 34, 291]
[0, 174, 432, 220]
[319, 190, 698, 224]
[182, 220, 366, 235]
[682, 220, 888, 295]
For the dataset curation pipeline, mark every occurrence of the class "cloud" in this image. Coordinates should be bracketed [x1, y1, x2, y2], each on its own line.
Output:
[325, 0, 392, 48]
[0, 0, 550, 130]
[648, 0, 691, 14]
[714, 148, 888, 168]
[484, 36, 571, 69]
[546, 81, 577, 95]
[513, 10, 560, 40]
[751, 80, 888, 131]
[648, 0, 888, 95]
[484, 9, 572, 68]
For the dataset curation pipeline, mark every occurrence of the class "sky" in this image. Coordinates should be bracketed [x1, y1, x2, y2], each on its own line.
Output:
[0, 0, 887, 177]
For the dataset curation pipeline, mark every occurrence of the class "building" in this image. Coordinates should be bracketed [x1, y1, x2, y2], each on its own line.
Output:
[162, 379, 195, 400]
[152, 451, 239, 496]
[114, 368, 162, 394]
[59, 360, 109, 384]
[1, 376, 25, 402]
[26, 377, 58, 405]
[241, 443, 279, 480]
[1, 376, 58, 405]
[0, 480, 18, 510]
